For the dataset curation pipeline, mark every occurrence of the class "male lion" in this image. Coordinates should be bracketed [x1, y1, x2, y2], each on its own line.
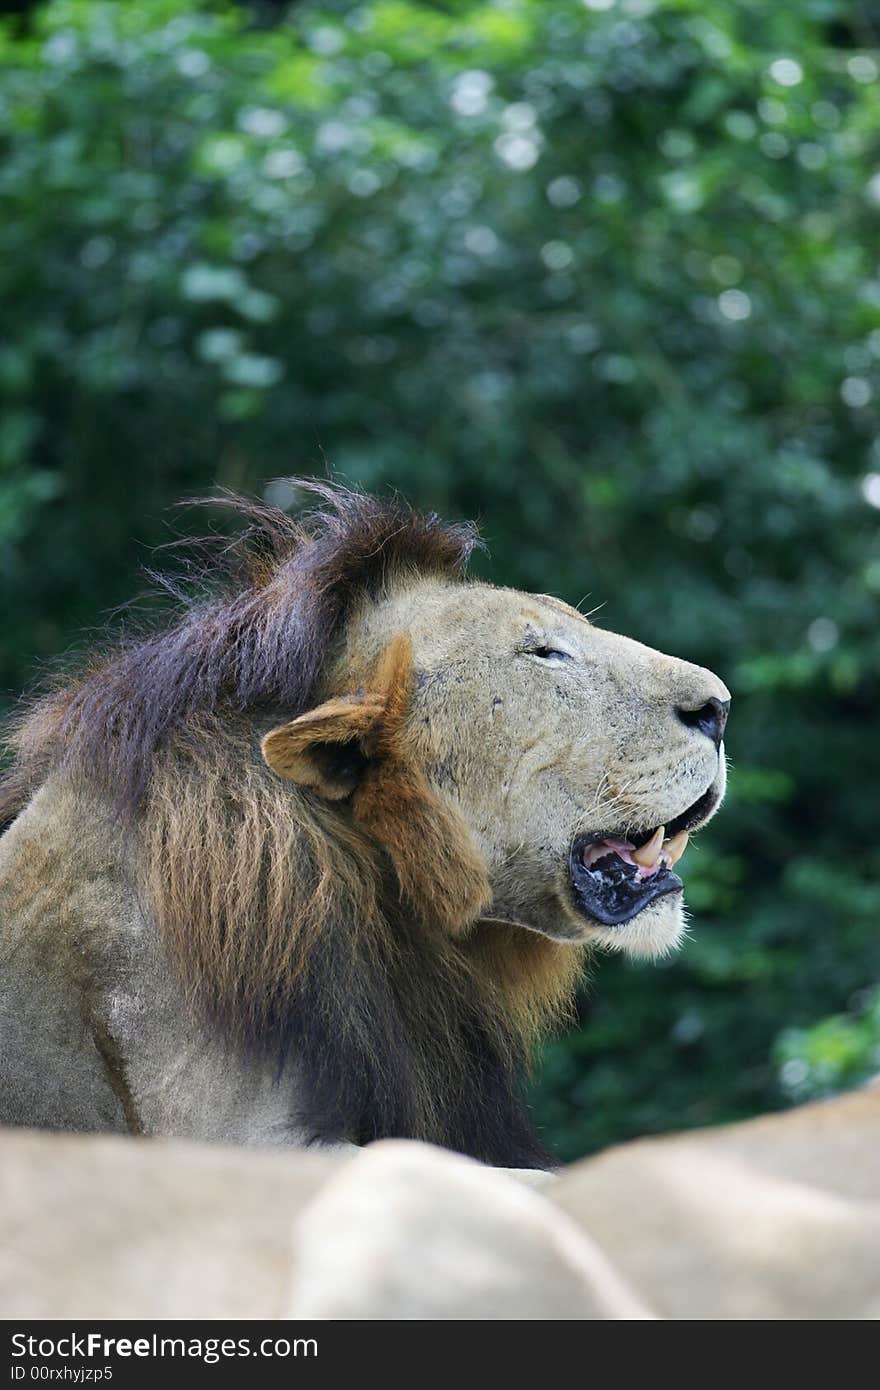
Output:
[0, 483, 729, 1167]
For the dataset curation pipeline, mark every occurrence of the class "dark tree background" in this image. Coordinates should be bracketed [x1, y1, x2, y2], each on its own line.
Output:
[2, 0, 879, 1159]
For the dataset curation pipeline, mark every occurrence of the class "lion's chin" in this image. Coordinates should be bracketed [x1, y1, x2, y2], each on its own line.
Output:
[583, 896, 687, 960]
[478, 893, 687, 960]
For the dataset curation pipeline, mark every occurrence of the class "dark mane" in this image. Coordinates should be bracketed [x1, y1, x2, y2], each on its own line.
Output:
[1, 481, 577, 1169]
[0, 479, 480, 826]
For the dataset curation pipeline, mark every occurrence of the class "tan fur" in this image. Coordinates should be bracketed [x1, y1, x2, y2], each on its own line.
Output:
[262, 633, 492, 936]
[139, 718, 383, 1033]
[142, 692, 572, 1062]
[0, 488, 729, 1158]
[131, 697, 575, 1148]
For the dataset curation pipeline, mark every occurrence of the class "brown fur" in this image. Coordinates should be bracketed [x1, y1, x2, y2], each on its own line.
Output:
[0, 481, 482, 827]
[140, 693, 577, 1060]
[135, 703, 578, 1159]
[0, 483, 581, 1162]
[262, 632, 493, 936]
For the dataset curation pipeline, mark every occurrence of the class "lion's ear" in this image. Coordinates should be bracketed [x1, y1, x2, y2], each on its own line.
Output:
[261, 692, 385, 799]
[260, 633, 413, 800]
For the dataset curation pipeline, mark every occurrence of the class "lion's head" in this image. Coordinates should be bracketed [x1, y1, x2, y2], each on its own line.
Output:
[263, 578, 728, 962]
[1, 482, 728, 1166]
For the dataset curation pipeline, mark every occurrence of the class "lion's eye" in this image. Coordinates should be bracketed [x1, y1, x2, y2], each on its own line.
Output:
[523, 646, 573, 662]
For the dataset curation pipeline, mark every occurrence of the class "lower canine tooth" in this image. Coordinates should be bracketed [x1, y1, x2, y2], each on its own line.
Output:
[632, 826, 665, 868]
[664, 830, 689, 865]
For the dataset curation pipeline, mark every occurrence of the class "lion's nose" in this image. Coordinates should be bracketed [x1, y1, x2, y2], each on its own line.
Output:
[676, 695, 729, 749]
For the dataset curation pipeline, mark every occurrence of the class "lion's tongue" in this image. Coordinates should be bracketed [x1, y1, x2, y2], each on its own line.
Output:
[581, 826, 689, 881]
[582, 838, 663, 881]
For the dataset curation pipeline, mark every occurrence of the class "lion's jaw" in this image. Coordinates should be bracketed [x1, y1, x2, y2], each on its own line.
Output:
[360, 580, 730, 961]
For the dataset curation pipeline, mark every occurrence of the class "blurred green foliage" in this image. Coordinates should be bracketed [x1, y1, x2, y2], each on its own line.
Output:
[775, 986, 880, 1102]
[2, 0, 879, 1159]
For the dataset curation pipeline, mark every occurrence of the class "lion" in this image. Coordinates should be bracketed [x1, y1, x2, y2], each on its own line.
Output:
[0, 482, 729, 1167]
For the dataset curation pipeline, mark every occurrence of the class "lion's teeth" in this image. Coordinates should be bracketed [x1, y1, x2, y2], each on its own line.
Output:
[632, 826, 665, 867]
[664, 829, 689, 865]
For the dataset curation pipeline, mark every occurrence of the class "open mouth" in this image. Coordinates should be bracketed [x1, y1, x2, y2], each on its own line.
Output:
[569, 786, 719, 927]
